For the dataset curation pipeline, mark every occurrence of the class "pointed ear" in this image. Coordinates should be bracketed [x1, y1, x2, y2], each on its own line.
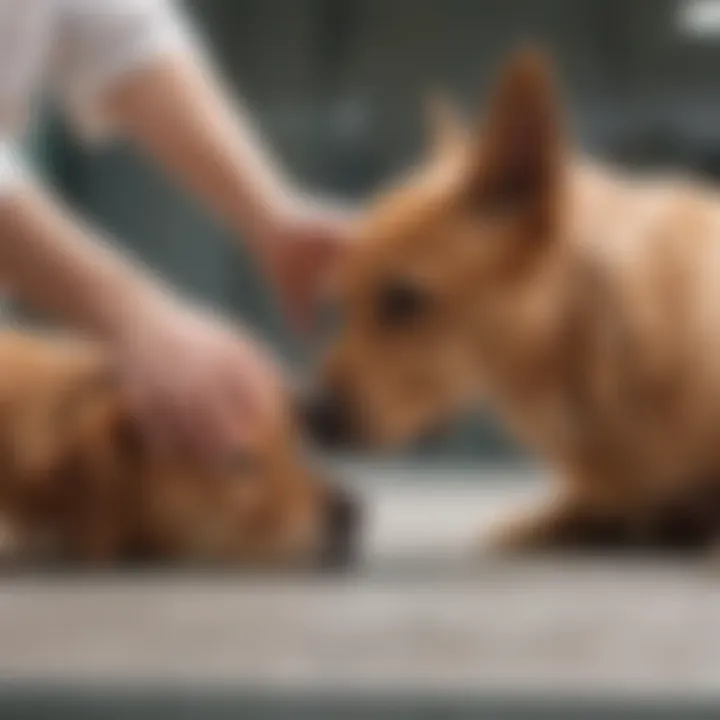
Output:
[469, 48, 563, 212]
[425, 92, 468, 158]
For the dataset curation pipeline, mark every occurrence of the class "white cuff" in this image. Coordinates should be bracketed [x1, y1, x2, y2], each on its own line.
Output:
[55, 1, 196, 142]
[0, 142, 27, 195]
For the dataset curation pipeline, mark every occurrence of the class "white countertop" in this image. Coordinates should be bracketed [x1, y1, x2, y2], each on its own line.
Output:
[0, 465, 718, 698]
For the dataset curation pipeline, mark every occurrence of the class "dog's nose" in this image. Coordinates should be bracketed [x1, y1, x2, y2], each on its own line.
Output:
[298, 385, 357, 449]
[322, 487, 361, 570]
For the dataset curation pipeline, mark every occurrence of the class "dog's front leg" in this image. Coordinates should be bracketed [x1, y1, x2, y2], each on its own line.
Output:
[482, 488, 627, 555]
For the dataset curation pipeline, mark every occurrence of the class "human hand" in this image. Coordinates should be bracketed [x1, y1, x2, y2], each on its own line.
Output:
[111, 294, 283, 462]
[254, 195, 356, 334]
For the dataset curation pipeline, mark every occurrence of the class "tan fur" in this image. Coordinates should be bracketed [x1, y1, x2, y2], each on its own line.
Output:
[0, 330, 344, 567]
[318, 48, 720, 553]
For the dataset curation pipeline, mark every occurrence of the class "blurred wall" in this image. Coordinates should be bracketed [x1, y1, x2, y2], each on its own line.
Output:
[34, 0, 720, 460]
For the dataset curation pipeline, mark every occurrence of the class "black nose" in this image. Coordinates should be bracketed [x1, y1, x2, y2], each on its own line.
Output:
[299, 385, 357, 449]
[322, 487, 361, 570]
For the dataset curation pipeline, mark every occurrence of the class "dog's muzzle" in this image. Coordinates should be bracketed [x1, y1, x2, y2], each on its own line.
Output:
[298, 384, 359, 450]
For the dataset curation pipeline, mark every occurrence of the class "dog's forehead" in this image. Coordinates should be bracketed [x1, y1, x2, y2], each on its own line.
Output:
[351, 169, 462, 271]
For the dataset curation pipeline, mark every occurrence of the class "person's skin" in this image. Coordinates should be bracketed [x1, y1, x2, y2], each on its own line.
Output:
[0, 51, 352, 461]
[104, 52, 352, 332]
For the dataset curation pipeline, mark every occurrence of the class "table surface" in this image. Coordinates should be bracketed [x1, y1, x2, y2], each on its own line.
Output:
[0, 465, 719, 699]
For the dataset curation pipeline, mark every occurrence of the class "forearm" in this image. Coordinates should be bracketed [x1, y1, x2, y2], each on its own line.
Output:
[104, 53, 291, 251]
[0, 182, 172, 338]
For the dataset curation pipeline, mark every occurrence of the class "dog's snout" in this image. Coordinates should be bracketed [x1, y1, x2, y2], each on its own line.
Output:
[299, 385, 357, 449]
[322, 487, 361, 570]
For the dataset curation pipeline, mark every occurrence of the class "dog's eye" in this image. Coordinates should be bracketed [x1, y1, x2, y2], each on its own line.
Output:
[376, 279, 428, 327]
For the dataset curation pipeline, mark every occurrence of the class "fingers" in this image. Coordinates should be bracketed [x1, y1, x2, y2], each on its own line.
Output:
[120, 318, 285, 466]
[124, 375, 182, 458]
[283, 236, 344, 336]
[128, 374, 265, 465]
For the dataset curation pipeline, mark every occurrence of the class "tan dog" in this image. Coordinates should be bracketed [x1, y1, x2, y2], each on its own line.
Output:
[306, 48, 720, 554]
[0, 330, 357, 568]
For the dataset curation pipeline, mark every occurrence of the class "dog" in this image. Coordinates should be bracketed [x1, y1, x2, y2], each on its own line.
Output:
[0, 329, 358, 568]
[304, 48, 720, 554]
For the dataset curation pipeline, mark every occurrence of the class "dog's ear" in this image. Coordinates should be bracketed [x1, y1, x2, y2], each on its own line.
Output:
[468, 47, 563, 213]
[425, 92, 467, 158]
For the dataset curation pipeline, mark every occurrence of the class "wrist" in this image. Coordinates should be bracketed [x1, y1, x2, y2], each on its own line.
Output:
[237, 183, 299, 254]
[87, 274, 178, 344]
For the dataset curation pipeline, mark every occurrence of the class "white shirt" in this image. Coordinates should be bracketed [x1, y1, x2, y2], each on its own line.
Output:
[0, 0, 193, 187]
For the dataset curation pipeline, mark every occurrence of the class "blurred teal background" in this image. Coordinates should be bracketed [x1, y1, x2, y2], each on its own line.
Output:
[26, 0, 720, 460]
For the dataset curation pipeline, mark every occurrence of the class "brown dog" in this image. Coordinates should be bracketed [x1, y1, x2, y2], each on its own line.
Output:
[0, 330, 357, 568]
[306, 48, 720, 554]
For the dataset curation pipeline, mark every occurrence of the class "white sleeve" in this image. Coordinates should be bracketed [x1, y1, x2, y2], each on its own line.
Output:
[52, 0, 197, 142]
[0, 141, 28, 194]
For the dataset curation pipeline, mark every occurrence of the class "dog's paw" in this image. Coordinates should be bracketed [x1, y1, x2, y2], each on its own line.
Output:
[474, 511, 552, 557]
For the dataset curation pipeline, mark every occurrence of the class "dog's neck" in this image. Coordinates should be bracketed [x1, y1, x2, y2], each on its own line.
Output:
[461, 160, 631, 455]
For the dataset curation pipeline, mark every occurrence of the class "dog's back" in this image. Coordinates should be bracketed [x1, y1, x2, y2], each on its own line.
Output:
[550, 167, 720, 493]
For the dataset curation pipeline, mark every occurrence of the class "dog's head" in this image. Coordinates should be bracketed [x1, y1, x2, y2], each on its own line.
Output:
[140, 417, 359, 569]
[0, 341, 359, 570]
[305, 49, 568, 448]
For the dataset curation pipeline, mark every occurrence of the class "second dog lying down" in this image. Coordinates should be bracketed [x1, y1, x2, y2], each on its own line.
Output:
[306, 48, 720, 554]
[0, 330, 358, 568]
